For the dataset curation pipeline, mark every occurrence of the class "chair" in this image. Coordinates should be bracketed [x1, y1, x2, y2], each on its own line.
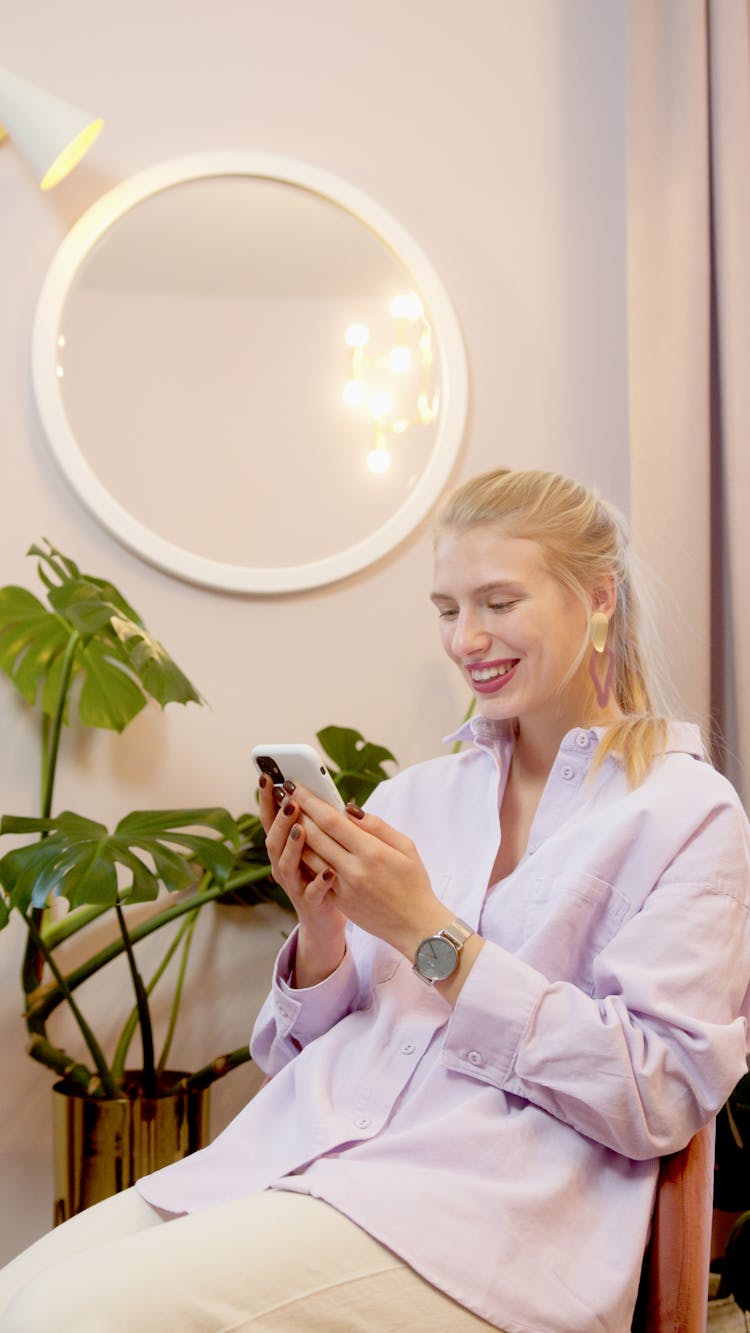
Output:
[631, 1120, 715, 1333]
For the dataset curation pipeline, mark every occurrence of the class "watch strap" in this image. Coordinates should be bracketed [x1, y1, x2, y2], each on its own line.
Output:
[439, 917, 474, 950]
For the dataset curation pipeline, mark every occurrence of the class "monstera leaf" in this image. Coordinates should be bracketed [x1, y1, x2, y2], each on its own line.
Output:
[0, 808, 239, 916]
[0, 542, 200, 731]
[317, 725, 397, 806]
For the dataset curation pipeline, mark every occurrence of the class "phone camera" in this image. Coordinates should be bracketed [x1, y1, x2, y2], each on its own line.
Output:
[257, 755, 284, 784]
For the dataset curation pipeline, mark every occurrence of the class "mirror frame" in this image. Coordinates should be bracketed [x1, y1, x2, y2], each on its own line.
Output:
[31, 152, 468, 593]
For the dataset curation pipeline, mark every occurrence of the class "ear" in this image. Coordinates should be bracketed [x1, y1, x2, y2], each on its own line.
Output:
[590, 577, 617, 619]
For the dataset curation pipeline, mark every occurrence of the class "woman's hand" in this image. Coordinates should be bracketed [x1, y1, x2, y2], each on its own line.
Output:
[286, 784, 454, 963]
[257, 774, 347, 987]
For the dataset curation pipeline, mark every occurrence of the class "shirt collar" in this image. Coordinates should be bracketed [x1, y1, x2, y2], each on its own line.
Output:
[442, 715, 706, 760]
[442, 715, 514, 748]
[659, 721, 705, 758]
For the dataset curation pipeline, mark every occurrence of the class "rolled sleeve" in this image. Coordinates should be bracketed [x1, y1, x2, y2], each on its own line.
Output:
[446, 878, 750, 1160]
[444, 941, 545, 1082]
[250, 927, 360, 1074]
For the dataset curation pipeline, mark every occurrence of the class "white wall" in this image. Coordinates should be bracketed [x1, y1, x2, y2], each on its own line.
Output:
[0, 0, 628, 1261]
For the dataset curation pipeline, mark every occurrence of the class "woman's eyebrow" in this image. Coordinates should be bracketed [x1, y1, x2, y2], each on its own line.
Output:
[474, 581, 525, 595]
[430, 581, 524, 603]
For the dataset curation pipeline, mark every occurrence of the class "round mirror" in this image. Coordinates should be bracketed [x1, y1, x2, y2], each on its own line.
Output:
[31, 153, 468, 593]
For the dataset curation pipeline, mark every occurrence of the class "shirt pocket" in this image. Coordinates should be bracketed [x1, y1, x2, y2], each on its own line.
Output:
[359, 876, 453, 998]
[372, 948, 400, 985]
[517, 871, 631, 996]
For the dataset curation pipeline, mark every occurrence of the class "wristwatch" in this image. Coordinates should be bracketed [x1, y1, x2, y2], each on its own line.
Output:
[413, 918, 474, 984]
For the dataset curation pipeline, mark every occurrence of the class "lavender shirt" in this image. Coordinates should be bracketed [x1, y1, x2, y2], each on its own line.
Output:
[139, 720, 750, 1333]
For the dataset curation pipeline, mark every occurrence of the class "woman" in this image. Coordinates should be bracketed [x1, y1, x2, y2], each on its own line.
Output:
[1, 468, 749, 1332]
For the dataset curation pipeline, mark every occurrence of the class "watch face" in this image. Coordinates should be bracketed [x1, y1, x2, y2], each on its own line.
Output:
[415, 934, 458, 981]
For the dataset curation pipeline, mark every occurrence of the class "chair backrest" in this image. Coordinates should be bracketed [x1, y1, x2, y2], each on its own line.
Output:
[632, 1120, 715, 1333]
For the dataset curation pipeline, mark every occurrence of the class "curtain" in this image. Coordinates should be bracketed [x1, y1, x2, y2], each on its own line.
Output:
[627, 0, 750, 802]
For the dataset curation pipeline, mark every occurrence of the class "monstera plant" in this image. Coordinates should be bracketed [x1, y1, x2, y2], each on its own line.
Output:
[0, 542, 396, 1104]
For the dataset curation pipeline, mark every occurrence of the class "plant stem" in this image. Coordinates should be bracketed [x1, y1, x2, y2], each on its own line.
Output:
[22, 630, 81, 999]
[42, 902, 110, 949]
[24, 911, 118, 1097]
[41, 630, 81, 820]
[115, 903, 156, 1096]
[157, 908, 199, 1074]
[26, 1036, 94, 1091]
[111, 912, 194, 1080]
[451, 694, 476, 753]
[169, 1046, 254, 1094]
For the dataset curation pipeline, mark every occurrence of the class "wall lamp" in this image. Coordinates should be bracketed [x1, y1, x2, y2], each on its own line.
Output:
[0, 66, 102, 190]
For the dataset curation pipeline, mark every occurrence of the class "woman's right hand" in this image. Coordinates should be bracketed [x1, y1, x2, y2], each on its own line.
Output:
[258, 774, 347, 986]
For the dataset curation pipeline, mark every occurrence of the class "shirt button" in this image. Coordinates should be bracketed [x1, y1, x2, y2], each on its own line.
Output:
[400, 1042, 416, 1055]
[354, 1116, 371, 1130]
[467, 1050, 483, 1066]
[561, 764, 575, 780]
[575, 732, 589, 749]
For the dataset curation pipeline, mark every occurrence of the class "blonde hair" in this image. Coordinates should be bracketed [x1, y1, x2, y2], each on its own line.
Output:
[433, 468, 675, 787]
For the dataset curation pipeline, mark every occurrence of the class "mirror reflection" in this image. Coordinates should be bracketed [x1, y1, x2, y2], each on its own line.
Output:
[55, 175, 443, 569]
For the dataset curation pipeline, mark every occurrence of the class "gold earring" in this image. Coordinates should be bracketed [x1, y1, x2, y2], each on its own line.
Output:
[590, 611, 609, 654]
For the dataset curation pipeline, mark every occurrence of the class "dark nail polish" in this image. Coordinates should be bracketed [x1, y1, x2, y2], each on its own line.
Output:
[258, 774, 268, 788]
[290, 825, 301, 841]
[282, 801, 295, 817]
[346, 802, 365, 820]
[283, 779, 296, 794]
[322, 868, 334, 882]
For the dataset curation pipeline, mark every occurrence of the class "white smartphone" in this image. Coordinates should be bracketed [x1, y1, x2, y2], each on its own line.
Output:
[251, 743, 346, 810]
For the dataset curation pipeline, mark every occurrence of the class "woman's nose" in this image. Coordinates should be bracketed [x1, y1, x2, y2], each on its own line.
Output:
[450, 611, 490, 658]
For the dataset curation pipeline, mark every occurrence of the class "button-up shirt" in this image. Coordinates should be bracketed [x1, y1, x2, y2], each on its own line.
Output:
[138, 720, 750, 1333]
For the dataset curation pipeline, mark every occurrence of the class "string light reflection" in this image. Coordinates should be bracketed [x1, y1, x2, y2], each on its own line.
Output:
[342, 291, 438, 475]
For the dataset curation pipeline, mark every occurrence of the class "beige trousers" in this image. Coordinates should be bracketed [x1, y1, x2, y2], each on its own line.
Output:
[0, 1188, 499, 1332]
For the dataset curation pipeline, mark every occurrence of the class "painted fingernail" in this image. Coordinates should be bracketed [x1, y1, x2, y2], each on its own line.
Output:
[282, 779, 296, 794]
[258, 774, 268, 788]
[290, 825, 301, 841]
[346, 802, 365, 820]
[322, 868, 335, 882]
[282, 801, 295, 816]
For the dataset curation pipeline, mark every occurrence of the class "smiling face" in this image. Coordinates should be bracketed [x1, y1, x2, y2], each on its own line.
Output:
[432, 524, 608, 732]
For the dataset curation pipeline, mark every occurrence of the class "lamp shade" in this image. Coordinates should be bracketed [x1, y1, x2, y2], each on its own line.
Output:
[0, 66, 102, 189]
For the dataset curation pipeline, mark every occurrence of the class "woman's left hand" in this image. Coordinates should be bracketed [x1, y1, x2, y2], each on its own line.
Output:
[288, 785, 454, 961]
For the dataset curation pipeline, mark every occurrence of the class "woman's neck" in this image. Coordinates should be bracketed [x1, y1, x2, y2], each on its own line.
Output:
[512, 697, 622, 784]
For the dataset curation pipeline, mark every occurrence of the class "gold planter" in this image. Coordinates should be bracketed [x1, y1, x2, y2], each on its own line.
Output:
[53, 1073, 209, 1224]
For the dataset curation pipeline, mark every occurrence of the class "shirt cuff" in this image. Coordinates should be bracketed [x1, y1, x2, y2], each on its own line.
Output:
[443, 939, 546, 1083]
[271, 927, 359, 1046]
